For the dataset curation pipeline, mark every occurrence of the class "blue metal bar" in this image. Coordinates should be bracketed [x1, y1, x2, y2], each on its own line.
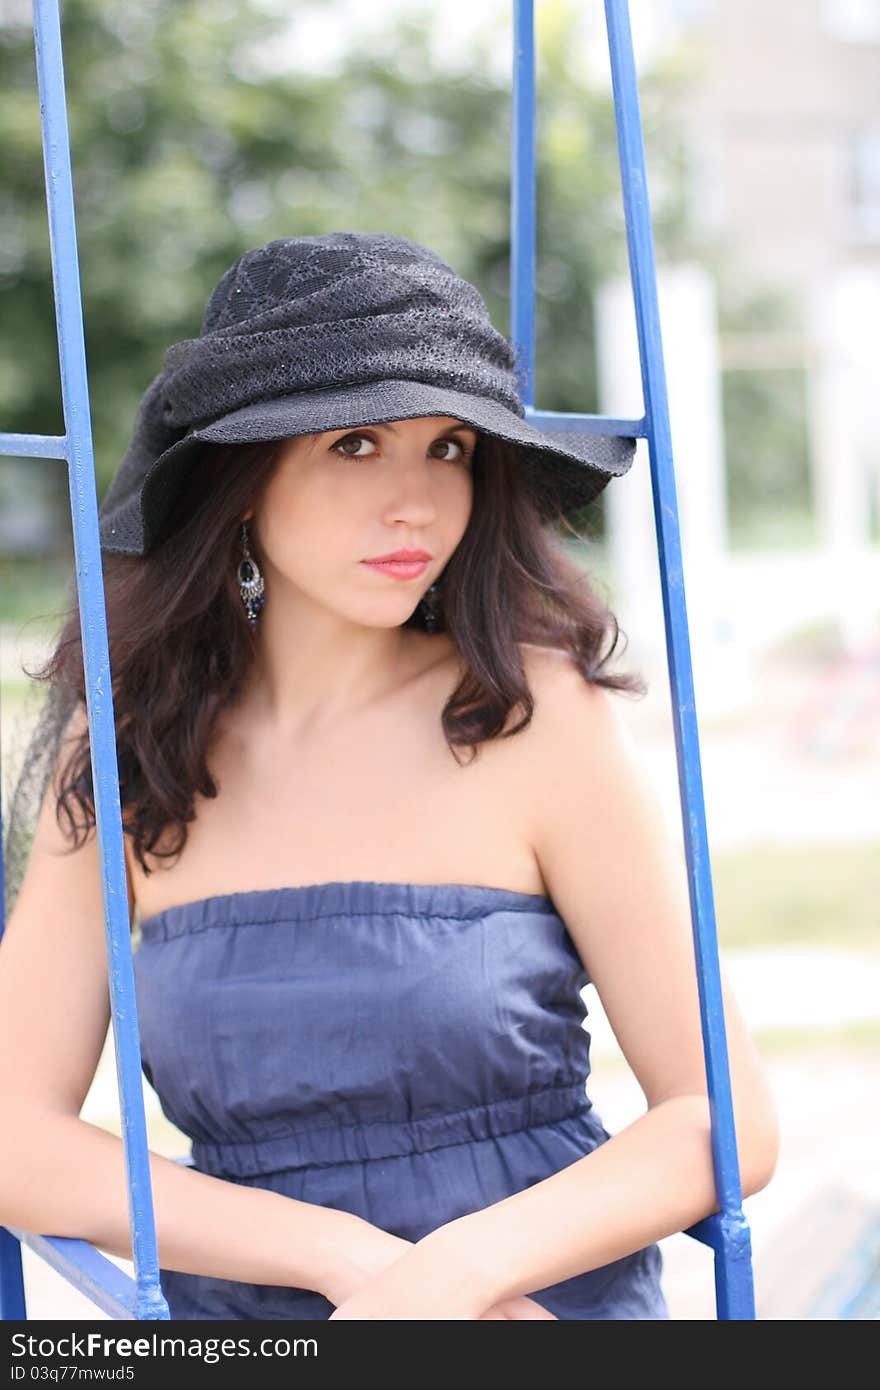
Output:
[510, 0, 537, 406]
[510, 0, 755, 1319]
[0, 1229, 26, 1320]
[602, 0, 754, 1317]
[8, 1231, 143, 1321]
[0, 432, 68, 458]
[0, 758, 27, 1315]
[0, 0, 169, 1321]
[526, 409, 646, 436]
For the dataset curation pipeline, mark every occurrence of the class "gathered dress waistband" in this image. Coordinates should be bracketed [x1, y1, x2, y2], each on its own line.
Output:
[190, 1080, 595, 1178]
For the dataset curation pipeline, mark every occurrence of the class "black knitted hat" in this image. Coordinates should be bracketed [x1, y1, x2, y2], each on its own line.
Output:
[98, 231, 636, 554]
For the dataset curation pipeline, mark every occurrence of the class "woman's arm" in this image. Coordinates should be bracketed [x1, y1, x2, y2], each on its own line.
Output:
[0, 724, 360, 1299]
[422, 1091, 763, 1309]
[330, 1089, 763, 1317]
[331, 659, 780, 1317]
[0, 1108, 360, 1294]
[437, 662, 780, 1304]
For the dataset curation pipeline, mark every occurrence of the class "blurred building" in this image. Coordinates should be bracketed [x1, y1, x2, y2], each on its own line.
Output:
[598, 0, 880, 698]
[682, 0, 880, 291]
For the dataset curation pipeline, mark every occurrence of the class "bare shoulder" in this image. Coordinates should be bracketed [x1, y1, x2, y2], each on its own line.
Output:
[518, 642, 626, 747]
[513, 642, 649, 861]
[515, 646, 781, 1174]
[497, 643, 623, 822]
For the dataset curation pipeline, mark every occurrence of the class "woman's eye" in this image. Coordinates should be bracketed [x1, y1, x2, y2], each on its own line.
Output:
[331, 433, 376, 458]
[430, 438, 472, 463]
[330, 432, 474, 462]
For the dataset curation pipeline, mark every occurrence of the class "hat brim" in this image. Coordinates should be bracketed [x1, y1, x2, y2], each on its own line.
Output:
[103, 379, 636, 554]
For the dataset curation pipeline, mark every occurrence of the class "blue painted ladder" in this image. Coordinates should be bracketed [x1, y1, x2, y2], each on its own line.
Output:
[0, 0, 755, 1320]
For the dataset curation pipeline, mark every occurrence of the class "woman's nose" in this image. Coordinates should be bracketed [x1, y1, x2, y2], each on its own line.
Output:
[381, 458, 443, 515]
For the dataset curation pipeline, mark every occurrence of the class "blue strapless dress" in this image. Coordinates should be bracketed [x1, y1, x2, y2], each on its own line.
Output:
[133, 879, 669, 1320]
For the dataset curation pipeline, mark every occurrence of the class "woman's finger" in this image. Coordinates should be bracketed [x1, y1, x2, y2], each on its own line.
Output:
[500, 1296, 558, 1319]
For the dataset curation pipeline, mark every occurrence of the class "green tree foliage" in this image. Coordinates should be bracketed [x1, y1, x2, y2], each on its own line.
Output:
[716, 286, 814, 549]
[0, 0, 691, 536]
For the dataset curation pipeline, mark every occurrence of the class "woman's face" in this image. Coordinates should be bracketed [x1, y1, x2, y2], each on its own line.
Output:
[245, 415, 478, 628]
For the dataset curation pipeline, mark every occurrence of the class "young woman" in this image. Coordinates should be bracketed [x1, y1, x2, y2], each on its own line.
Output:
[0, 232, 779, 1321]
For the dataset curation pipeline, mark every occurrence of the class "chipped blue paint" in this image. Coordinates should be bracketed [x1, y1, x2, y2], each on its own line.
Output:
[512, 0, 754, 1319]
[0, 0, 169, 1321]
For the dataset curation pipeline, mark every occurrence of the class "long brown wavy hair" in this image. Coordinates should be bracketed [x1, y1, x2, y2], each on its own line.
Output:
[3, 431, 646, 906]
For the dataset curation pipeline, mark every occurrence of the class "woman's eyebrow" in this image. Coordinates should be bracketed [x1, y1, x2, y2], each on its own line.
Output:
[374, 421, 477, 435]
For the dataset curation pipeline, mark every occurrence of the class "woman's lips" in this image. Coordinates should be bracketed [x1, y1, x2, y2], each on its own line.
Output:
[361, 559, 430, 580]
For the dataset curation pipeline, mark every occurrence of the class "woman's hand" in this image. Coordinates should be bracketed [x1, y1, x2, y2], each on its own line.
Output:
[324, 1222, 556, 1320]
[319, 1214, 555, 1320]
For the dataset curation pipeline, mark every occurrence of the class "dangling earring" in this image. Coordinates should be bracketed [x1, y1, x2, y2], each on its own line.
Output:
[418, 580, 443, 632]
[237, 520, 266, 628]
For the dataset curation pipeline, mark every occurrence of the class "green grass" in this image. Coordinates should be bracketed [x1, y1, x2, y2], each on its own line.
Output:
[0, 557, 70, 625]
[712, 842, 879, 953]
[596, 1017, 880, 1073]
[749, 1018, 880, 1058]
[2, 680, 42, 715]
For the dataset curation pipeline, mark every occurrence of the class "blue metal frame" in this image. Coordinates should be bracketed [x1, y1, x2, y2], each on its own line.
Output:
[0, 0, 754, 1320]
[0, 0, 169, 1321]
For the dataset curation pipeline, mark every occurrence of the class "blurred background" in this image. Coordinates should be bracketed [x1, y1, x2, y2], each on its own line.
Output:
[1, 0, 877, 1320]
